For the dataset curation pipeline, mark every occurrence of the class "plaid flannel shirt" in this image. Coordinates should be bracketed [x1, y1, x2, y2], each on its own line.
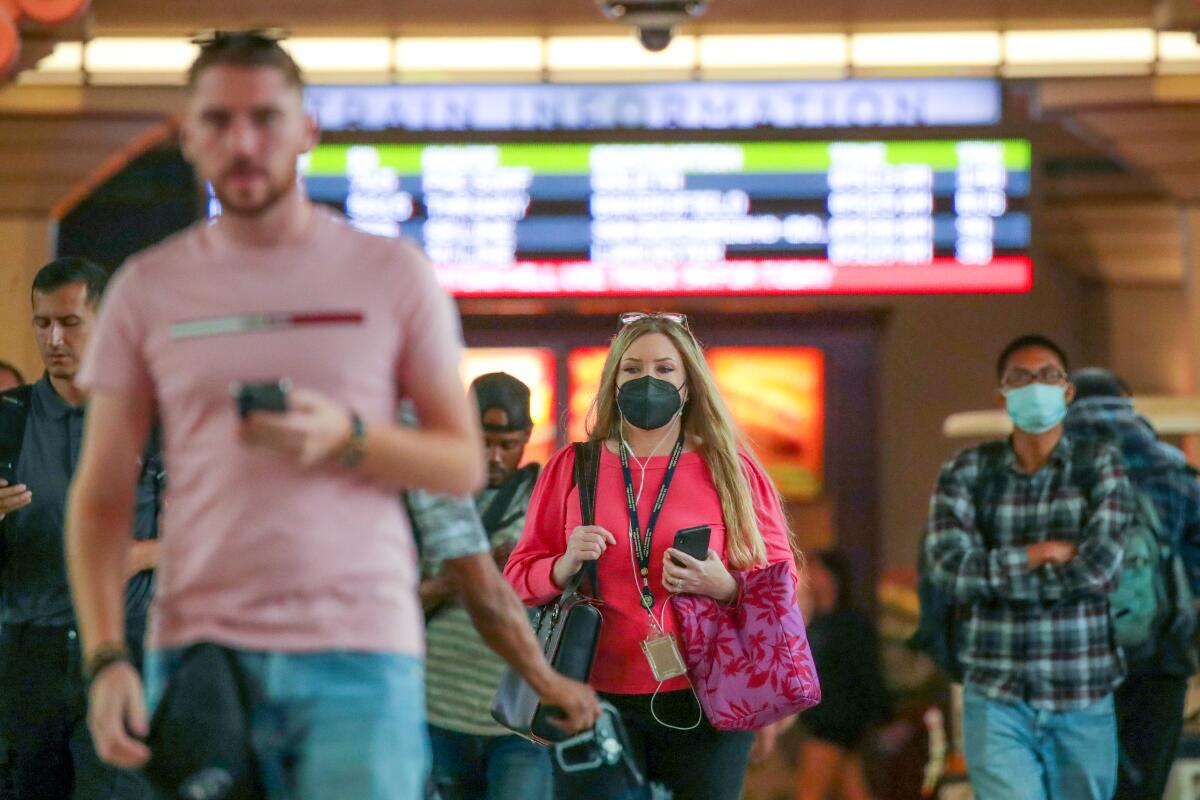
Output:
[925, 434, 1135, 710]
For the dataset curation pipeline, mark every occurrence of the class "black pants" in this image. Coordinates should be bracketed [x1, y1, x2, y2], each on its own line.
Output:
[0, 620, 151, 800]
[1115, 673, 1189, 800]
[554, 691, 754, 800]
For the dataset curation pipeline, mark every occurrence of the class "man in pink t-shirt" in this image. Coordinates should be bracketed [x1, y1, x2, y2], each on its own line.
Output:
[65, 32, 596, 800]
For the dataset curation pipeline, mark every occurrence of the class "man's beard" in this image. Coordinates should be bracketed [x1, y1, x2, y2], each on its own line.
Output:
[488, 466, 512, 488]
[213, 165, 297, 218]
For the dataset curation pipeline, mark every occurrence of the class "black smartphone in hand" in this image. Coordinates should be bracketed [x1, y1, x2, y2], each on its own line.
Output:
[233, 380, 291, 418]
[0, 461, 16, 487]
[671, 525, 711, 565]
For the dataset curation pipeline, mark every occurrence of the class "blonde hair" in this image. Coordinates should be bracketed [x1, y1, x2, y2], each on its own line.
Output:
[585, 316, 791, 570]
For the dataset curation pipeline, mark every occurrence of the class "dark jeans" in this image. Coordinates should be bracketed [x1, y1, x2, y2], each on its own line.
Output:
[554, 691, 754, 800]
[1115, 673, 1189, 800]
[429, 725, 552, 800]
[0, 619, 151, 800]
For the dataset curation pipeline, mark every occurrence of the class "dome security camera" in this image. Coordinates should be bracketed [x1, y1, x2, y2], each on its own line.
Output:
[637, 26, 675, 52]
[596, 1, 711, 52]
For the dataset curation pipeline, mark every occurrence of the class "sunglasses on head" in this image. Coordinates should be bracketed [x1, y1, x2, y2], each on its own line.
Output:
[618, 312, 689, 330]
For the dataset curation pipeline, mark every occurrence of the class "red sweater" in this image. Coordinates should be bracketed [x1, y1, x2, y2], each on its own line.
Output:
[504, 442, 797, 695]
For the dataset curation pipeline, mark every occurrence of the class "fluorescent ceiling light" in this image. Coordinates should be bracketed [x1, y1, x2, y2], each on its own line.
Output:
[1158, 31, 1200, 61]
[284, 38, 391, 82]
[698, 34, 846, 75]
[546, 35, 695, 80]
[1158, 31, 1200, 73]
[36, 41, 83, 73]
[395, 37, 543, 77]
[19, 41, 83, 84]
[1003, 28, 1155, 75]
[84, 38, 199, 84]
[851, 32, 1001, 68]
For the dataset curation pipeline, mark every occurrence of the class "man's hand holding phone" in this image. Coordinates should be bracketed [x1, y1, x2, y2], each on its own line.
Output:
[235, 380, 354, 468]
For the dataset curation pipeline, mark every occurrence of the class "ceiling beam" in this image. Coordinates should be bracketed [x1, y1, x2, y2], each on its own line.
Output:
[0, 85, 181, 116]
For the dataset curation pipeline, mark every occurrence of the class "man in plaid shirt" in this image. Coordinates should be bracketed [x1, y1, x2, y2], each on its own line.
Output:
[925, 335, 1135, 800]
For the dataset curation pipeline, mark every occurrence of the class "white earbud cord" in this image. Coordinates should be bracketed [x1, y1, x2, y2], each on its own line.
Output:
[619, 411, 702, 732]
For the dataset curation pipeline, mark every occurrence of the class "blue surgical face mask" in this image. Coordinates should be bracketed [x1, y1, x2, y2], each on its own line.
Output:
[1005, 383, 1068, 434]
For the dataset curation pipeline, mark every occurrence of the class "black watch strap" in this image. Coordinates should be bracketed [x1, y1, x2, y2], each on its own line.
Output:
[84, 643, 131, 687]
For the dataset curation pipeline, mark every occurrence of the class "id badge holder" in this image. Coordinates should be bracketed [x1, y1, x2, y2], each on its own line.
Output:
[641, 629, 687, 682]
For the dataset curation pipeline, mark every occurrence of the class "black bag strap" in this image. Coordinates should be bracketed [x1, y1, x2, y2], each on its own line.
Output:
[563, 441, 602, 600]
[141, 422, 166, 525]
[1067, 437, 1102, 500]
[481, 463, 540, 538]
[0, 385, 34, 470]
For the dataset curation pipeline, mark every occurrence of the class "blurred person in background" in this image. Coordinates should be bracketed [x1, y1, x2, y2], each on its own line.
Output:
[0, 358, 19, 798]
[421, 373, 553, 800]
[924, 335, 1134, 800]
[794, 549, 891, 800]
[1065, 367, 1200, 800]
[0, 258, 160, 800]
[0, 362, 24, 392]
[505, 312, 799, 800]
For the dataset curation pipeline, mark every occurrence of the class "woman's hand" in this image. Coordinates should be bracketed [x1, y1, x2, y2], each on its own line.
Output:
[662, 548, 738, 603]
[552, 525, 617, 588]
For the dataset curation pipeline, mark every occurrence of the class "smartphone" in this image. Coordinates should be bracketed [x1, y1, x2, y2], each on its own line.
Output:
[0, 461, 16, 487]
[232, 380, 291, 418]
[671, 525, 711, 565]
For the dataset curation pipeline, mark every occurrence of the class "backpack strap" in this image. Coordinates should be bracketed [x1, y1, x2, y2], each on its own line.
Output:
[402, 493, 425, 558]
[480, 463, 540, 538]
[1067, 437, 1103, 498]
[569, 441, 602, 598]
[0, 385, 34, 471]
[140, 422, 165, 525]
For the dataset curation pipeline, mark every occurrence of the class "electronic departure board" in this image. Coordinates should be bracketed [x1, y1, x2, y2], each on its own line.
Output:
[299, 139, 1032, 297]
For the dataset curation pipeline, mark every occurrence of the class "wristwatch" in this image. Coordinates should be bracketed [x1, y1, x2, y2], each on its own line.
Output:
[337, 411, 367, 468]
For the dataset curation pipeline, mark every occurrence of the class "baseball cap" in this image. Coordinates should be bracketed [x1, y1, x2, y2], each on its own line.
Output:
[472, 372, 532, 432]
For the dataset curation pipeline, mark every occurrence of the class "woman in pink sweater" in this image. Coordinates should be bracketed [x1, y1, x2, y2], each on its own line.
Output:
[504, 312, 798, 799]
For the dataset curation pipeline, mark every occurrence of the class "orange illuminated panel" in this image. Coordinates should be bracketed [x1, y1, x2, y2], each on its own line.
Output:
[566, 345, 824, 500]
[566, 347, 608, 444]
[462, 348, 556, 468]
[707, 347, 824, 500]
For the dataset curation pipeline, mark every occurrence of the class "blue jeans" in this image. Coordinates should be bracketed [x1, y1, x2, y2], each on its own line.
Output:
[428, 726, 551, 800]
[962, 685, 1117, 800]
[145, 648, 429, 800]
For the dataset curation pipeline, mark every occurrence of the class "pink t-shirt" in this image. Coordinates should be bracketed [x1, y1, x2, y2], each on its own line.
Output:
[504, 443, 796, 695]
[77, 209, 463, 655]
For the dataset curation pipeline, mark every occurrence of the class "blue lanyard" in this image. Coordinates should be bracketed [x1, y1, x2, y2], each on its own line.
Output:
[618, 432, 686, 611]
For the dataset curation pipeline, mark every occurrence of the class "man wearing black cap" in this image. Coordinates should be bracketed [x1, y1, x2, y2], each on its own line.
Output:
[474, 372, 536, 494]
[420, 373, 550, 800]
[1066, 367, 1200, 800]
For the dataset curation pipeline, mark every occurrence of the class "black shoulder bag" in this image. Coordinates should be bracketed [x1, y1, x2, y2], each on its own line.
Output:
[491, 441, 604, 745]
[143, 644, 265, 799]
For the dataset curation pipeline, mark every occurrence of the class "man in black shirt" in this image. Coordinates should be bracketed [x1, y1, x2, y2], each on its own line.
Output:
[0, 258, 159, 800]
